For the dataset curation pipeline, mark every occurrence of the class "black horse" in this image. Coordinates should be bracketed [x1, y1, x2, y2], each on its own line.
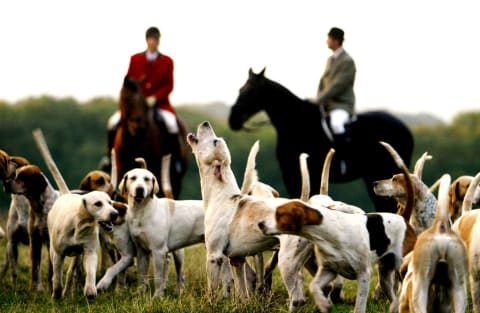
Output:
[229, 68, 414, 213]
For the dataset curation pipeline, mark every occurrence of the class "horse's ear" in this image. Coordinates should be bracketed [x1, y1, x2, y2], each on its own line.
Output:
[259, 67, 266, 77]
[248, 68, 254, 77]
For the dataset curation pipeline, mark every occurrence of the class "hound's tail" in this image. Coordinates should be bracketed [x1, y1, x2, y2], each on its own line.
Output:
[32, 128, 70, 195]
[299, 153, 310, 201]
[460, 172, 480, 215]
[413, 152, 432, 180]
[434, 174, 452, 233]
[319, 148, 335, 196]
[380, 141, 414, 222]
[240, 140, 260, 194]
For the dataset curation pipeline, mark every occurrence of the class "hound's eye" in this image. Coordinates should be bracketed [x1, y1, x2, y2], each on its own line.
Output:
[144, 176, 151, 182]
[94, 201, 103, 207]
[96, 177, 105, 185]
[130, 175, 137, 181]
[213, 139, 218, 146]
[392, 177, 397, 182]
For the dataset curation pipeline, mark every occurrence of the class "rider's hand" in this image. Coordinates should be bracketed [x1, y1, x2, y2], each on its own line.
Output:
[146, 96, 157, 107]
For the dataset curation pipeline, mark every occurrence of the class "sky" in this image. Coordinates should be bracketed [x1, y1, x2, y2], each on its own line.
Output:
[1, 1, 479, 123]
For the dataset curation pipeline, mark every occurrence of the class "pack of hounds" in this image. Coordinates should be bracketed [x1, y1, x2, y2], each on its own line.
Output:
[0, 121, 479, 313]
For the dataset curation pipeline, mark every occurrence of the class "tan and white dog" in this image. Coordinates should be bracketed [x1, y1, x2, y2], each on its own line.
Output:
[373, 146, 437, 235]
[48, 191, 121, 299]
[187, 121, 290, 299]
[452, 172, 480, 313]
[449, 175, 480, 222]
[258, 187, 406, 313]
[399, 174, 468, 313]
[118, 167, 207, 298]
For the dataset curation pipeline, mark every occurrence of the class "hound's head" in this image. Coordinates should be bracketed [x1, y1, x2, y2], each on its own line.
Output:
[258, 200, 323, 235]
[81, 191, 119, 232]
[373, 173, 424, 200]
[3, 164, 48, 197]
[0, 149, 18, 181]
[187, 121, 232, 181]
[449, 175, 480, 221]
[118, 168, 159, 203]
[79, 170, 114, 196]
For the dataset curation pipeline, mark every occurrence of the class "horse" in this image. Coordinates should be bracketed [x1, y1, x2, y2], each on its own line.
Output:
[228, 68, 414, 213]
[112, 76, 189, 199]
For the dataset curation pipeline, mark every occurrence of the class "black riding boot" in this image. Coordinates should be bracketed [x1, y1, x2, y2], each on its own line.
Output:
[168, 133, 182, 173]
[333, 132, 350, 175]
[99, 127, 117, 173]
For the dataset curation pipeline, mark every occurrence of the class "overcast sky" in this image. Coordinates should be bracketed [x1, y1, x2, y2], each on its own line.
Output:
[1, 0, 478, 122]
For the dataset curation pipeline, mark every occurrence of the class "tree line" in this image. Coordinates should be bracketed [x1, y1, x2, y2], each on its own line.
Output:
[0, 96, 479, 212]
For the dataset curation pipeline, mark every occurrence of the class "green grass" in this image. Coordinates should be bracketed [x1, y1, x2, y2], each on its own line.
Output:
[0, 232, 473, 312]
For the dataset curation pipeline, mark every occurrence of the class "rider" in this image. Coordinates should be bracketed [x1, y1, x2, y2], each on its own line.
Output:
[316, 27, 356, 155]
[107, 26, 182, 172]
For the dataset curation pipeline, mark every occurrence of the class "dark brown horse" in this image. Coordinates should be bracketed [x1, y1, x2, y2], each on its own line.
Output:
[113, 76, 189, 199]
[229, 68, 414, 213]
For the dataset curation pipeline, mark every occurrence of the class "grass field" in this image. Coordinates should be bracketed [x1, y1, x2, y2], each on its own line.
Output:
[0, 232, 473, 313]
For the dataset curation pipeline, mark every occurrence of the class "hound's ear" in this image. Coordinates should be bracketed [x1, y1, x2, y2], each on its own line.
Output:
[112, 201, 128, 217]
[152, 176, 160, 197]
[275, 200, 322, 232]
[118, 174, 128, 198]
[303, 203, 323, 225]
[79, 176, 91, 190]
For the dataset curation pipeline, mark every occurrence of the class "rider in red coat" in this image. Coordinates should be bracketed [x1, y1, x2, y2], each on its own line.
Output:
[126, 43, 175, 114]
[107, 26, 182, 172]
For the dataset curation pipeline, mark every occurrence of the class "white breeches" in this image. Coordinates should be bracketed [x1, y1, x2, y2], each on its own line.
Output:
[329, 109, 349, 135]
[159, 109, 178, 134]
[107, 109, 178, 134]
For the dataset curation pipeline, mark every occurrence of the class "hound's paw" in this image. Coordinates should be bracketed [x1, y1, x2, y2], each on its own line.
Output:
[84, 285, 97, 299]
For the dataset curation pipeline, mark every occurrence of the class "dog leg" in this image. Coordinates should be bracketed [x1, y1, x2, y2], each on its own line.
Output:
[230, 258, 250, 298]
[253, 253, 264, 292]
[152, 249, 168, 298]
[352, 270, 372, 313]
[279, 237, 313, 311]
[206, 252, 225, 300]
[377, 256, 399, 313]
[62, 255, 82, 297]
[172, 249, 185, 294]
[263, 250, 279, 293]
[309, 269, 337, 313]
[50, 248, 64, 300]
[471, 273, 480, 313]
[96, 254, 134, 291]
[220, 258, 233, 298]
[411, 275, 429, 313]
[83, 249, 98, 299]
[29, 227, 44, 291]
[136, 248, 151, 293]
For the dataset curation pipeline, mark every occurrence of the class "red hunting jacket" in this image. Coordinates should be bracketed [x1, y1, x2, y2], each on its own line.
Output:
[126, 51, 175, 114]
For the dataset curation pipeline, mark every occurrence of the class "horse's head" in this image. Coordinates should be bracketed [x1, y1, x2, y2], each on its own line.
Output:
[229, 68, 269, 130]
[119, 76, 149, 137]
